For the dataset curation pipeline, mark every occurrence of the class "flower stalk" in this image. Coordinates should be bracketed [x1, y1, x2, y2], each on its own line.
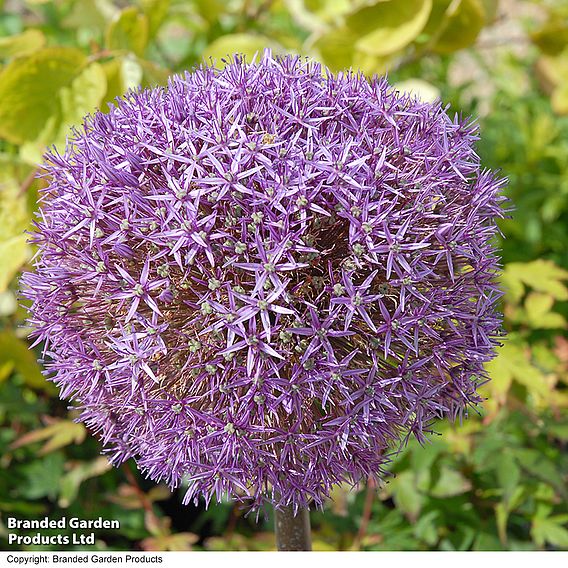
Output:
[274, 506, 312, 551]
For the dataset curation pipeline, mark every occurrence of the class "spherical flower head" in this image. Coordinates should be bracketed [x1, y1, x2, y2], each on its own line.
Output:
[22, 52, 506, 510]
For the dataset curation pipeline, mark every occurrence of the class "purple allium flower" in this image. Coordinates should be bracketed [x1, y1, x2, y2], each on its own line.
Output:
[22, 52, 506, 510]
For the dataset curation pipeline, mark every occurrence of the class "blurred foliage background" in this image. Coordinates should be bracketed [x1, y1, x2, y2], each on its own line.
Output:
[0, 0, 567, 552]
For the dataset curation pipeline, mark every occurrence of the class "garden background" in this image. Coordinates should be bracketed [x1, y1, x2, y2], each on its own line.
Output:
[0, 0, 567, 552]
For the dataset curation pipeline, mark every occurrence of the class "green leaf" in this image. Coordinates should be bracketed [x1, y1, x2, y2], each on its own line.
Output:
[352, 51, 391, 76]
[349, 0, 433, 57]
[106, 7, 149, 56]
[302, 0, 351, 22]
[0, 380, 47, 425]
[513, 448, 567, 497]
[548, 421, 568, 442]
[525, 291, 554, 323]
[0, 29, 45, 59]
[412, 510, 439, 546]
[0, 361, 15, 383]
[0, 500, 47, 515]
[0, 47, 86, 145]
[495, 485, 526, 546]
[430, 467, 471, 497]
[388, 471, 423, 521]
[532, 516, 568, 549]
[428, 0, 486, 54]
[58, 457, 112, 507]
[0, 331, 50, 391]
[496, 450, 520, 502]
[409, 438, 446, 490]
[202, 34, 282, 66]
[20, 452, 65, 501]
[473, 531, 504, 551]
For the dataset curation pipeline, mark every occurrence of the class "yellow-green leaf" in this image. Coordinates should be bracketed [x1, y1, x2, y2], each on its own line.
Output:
[395, 78, 441, 102]
[58, 62, 107, 139]
[18, 62, 107, 162]
[100, 55, 167, 111]
[0, 331, 51, 391]
[536, 52, 568, 90]
[351, 0, 433, 57]
[480, 0, 499, 23]
[532, 19, 568, 56]
[551, 81, 568, 115]
[0, 361, 15, 384]
[503, 260, 568, 302]
[141, 532, 199, 551]
[0, 29, 45, 59]
[532, 515, 568, 549]
[0, 171, 31, 291]
[0, 47, 86, 145]
[303, 0, 351, 21]
[139, 58, 170, 88]
[495, 501, 509, 545]
[101, 56, 143, 108]
[485, 339, 551, 404]
[140, 0, 170, 38]
[0, 290, 18, 316]
[106, 6, 149, 56]
[193, 0, 225, 25]
[352, 50, 391, 76]
[201, 34, 282, 66]
[429, 0, 486, 54]
[11, 419, 86, 455]
[525, 291, 567, 329]
[62, 0, 118, 31]
[535, 52, 568, 114]
[287, 0, 351, 31]
[107, 483, 171, 510]
[314, 27, 358, 72]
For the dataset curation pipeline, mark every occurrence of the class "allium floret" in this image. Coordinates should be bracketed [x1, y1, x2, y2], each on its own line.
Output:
[22, 52, 506, 510]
